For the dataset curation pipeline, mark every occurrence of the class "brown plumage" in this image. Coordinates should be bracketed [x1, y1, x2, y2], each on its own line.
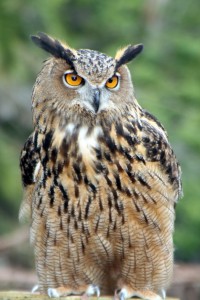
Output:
[19, 33, 182, 300]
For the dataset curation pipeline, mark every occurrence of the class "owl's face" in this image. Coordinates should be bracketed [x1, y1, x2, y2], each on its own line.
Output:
[31, 33, 143, 127]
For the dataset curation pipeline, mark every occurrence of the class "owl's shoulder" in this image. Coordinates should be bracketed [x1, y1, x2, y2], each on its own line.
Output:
[20, 131, 40, 187]
[139, 109, 182, 199]
[104, 108, 182, 200]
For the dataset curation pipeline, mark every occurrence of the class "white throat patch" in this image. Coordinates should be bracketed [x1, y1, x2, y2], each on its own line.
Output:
[78, 126, 103, 158]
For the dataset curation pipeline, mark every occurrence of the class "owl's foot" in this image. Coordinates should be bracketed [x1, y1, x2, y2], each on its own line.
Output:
[114, 287, 163, 300]
[48, 284, 100, 298]
[81, 285, 100, 300]
[31, 285, 39, 293]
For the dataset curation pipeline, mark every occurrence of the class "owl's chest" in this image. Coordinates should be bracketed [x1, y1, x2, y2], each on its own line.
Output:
[38, 122, 138, 181]
[75, 126, 102, 162]
[38, 122, 138, 199]
[49, 124, 106, 178]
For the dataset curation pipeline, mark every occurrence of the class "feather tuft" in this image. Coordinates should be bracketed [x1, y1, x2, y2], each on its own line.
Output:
[31, 32, 76, 67]
[115, 44, 143, 68]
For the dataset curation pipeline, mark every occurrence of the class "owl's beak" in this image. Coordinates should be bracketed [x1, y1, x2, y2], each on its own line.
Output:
[93, 89, 100, 113]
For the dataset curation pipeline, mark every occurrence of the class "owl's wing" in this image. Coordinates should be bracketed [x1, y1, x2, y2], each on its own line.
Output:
[140, 110, 183, 202]
[19, 132, 40, 222]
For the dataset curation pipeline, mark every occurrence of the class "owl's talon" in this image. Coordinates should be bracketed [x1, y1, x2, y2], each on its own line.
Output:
[119, 292, 125, 300]
[115, 288, 127, 300]
[48, 288, 60, 298]
[160, 289, 166, 300]
[85, 284, 100, 297]
[114, 287, 162, 300]
[31, 285, 39, 293]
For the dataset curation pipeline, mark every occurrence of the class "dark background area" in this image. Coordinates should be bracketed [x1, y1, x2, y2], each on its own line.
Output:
[0, 0, 199, 299]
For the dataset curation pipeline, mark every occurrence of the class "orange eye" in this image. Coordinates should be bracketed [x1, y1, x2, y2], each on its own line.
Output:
[64, 72, 84, 87]
[105, 75, 119, 89]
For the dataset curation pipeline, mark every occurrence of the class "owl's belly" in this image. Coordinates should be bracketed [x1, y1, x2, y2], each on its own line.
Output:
[32, 166, 174, 294]
[31, 125, 175, 293]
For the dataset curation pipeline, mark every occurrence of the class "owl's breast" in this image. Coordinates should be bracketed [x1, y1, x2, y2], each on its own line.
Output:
[41, 123, 107, 195]
[32, 119, 177, 260]
[76, 126, 103, 162]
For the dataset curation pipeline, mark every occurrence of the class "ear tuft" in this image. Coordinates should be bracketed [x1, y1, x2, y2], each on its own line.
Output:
[115, 44, 143, 68]
[31, 32, 75, 67]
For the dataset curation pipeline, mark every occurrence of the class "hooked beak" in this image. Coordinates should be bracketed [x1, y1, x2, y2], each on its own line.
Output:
[93, 89, 100, 113]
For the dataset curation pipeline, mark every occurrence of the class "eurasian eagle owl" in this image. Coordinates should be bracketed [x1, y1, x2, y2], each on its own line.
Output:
[19, 33, 182, 300]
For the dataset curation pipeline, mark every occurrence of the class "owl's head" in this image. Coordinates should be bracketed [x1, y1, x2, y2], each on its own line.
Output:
[31, 33, 143, 128]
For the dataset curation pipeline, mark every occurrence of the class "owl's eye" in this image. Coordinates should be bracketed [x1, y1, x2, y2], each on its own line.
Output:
[105, 74, 119, 89]
[63, 71, 84, 88]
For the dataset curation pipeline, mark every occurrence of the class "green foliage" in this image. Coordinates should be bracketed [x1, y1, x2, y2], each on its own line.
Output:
[0, 0, 199, 262]
[0, 129, 22, 233]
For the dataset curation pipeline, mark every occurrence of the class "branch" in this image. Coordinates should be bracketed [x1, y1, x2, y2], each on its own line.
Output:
[0, 291, 179, 300]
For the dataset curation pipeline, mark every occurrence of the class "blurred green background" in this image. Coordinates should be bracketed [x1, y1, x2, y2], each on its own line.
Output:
[0, 0, 199, 273]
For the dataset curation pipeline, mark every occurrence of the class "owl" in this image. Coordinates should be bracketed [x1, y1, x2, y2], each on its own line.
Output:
[19, 32, 182, 300]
